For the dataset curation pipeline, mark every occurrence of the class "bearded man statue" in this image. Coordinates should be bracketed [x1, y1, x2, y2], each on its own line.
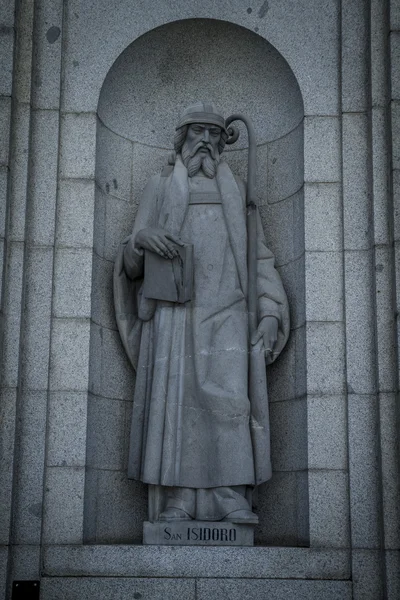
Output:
[114, 102, 290, 527]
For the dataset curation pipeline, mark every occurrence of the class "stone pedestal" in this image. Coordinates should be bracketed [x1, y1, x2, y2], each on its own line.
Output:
[143, 521, 254, 546]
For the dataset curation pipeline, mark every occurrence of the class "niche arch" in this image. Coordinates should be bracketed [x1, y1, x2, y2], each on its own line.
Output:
[84, 18, 306, 546]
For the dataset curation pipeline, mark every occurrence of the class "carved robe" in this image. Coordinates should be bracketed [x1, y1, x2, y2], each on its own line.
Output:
[114, 158, 289, 489]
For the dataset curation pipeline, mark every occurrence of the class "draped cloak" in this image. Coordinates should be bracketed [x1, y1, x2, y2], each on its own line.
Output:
[114, 158, 290, 489]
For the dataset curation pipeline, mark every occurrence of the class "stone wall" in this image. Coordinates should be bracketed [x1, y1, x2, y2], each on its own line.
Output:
[0, 0, 399, 598]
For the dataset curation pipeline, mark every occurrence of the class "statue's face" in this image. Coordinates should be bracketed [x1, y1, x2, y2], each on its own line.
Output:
[185, 123, 221, 159]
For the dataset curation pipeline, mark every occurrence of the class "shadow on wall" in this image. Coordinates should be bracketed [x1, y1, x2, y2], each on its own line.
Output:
[84, 18, 307, 546]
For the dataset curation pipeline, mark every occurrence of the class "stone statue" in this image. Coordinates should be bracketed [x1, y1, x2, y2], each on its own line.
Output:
[114, 102, 290, 531]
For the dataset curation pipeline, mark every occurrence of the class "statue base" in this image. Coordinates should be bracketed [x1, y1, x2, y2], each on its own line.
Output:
[143, 520, 254, 546]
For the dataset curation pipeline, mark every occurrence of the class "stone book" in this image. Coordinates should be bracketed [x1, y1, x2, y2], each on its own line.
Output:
[143, 243, 193, 303]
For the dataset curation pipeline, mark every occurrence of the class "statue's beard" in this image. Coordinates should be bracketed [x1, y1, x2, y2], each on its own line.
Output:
[181, 141, 220, 178]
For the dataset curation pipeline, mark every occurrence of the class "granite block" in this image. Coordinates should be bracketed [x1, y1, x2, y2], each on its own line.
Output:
[1, 241, 24, 387]
[50, 318, 90, 391]
[104, 195, 134, 261]
[304, 183, 342, 252]
[379, 393, 400, 549]
[0, 238, 4, 301]
[56, 178, 95, 248]
[391, 101, 400, 170]
[8, 102, 30, 242]
[12, 390, 47, 544]
[9, 545, 41, 581]
[53, 248, 92, 318]
[60, 112, 96, 179]
[42, 544, 351, 580]
[0, 26, 13, 96]
[267, 329, 296, 402]
[375, 245, 397, 392]
[0, 546, 7, 600]
[305, 251, 343, 321]
[352, 549, 383, 600]
[348, 394, 381, 549]
[100, 327, 135, 400]
[43, 466, 85, 544]
[392, 0, 400, 30]
[393, 169, 400, 242]
[27, 109, 59, 245]
[386, 550, 400, 599]
[131, 143, 170, 207]
[47, 392, 87, 467]
[255, 472, 303, 547]
[371, 107, 391, 246]
[371, 0, 389, 108]
[266, 122, 303, 204]
[21, 246, 53, 390]
[0, 166, 7, 238]
[13, 0, 34, 104]
[31, 0, 62, 109]
[93, 183, 106, 258]
[304, 117, 340, 183]
[0, 388, 16, 545]
[196, 579, 351, 600]
[95, 470, 147, 544]
[307, 395, 347, 470]
[91, 253, 117, 330]
[342, 113, 371, 250]
[86, 396, 126, 470]
[341, 0, 369, 111]
[88, 322, 102, 397]
[270, 398, 307, 471]
[392, 32, 400, 100]
[344, 250, 376, 394]
[143, 521, 253, 546]
[0, 96, 11, 166]
[278, 254, 305, 330]
[41, 577, 195, 600]
[294, 325, 307, 398]
[306, 322, 345, 395]
[260, 190, 303, 267]
[0, 0, 15, 26]
[95, 119, 133, 201]
[308, 470, 350, 548]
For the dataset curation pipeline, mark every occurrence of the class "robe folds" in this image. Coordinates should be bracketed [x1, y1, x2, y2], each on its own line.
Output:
[114, 158, 290, 489]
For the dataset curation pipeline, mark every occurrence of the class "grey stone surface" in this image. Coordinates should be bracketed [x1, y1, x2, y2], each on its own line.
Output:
[306, 322, 345, 395]
[104, 195, 133, 261]
[47, 392, 87, 467]
[9, 545, 41, 581]
[42, 544, 351, 579]
[0, 0, 15, 26]
[95, 119, 133, 201]
[304, 116, 340, 183]
[352, 549, 383, 599]
[13, 0, 34, 104]
[56, 179, 95, 248]
[392, 101, 400, 170]
[270, 398, 307, 471]
[53, 248, 92, 318]
[100, 327, 135, 400]
[93, 184, 106, 258]
[386, 550, 400, 600]
[43, 466, 85, 544]
[97, 19, 303, 148]
[307, 395, 347, 470]
[0, 166, 7, 238]
[1, 241, 24, 388]
[341, 0, 369, 111]
[50, 318, 90, 391]
[0, 96, 11, 166]
[196, 579, 351, 600]
[379, 393, 400, 549]
[60, 112, 96, 179]
[8, 102, 30, 242]
[393, 169, 400, 242]
[143, 520, 254, 546]
[266, 123, 303, 204]
[12, 390, 47, 544]
[371, 0, 389, 108]
[31, 0, 63, 109]
[130, 143, 170, 207]
[278, 254, 306, 330]
[0, 546, 7, 600]
[41, 577, 195, 600]
[344, 250, 377, 395]
[27, 109, 59, 245]
[0, 26, 13, 96]
[21, 246, 53, 390]
[371, 107, 391, 246]
[305, 251, 343, 322]
[348, 394, 381, 549]
[304, 183, 342, 252]
[308, 470, 350, 548]
[267, 330, 296, 403]
[391, 0, 400, 31]
[0, 388, 16, 545]
[86, 396, 126, 470]
[91, 254, 117, 330]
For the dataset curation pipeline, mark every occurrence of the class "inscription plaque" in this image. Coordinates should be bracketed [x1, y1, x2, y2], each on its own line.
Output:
[143, 521, 254, 546]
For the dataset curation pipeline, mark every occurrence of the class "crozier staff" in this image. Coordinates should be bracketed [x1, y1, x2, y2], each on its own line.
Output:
[114, 102, 290, 524]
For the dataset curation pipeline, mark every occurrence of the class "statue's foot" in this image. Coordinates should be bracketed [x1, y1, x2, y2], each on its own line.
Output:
[158, 507, 192, 521]
[223, 509, 259, 524]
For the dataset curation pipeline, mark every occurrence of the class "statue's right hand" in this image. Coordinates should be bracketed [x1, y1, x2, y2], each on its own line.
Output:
[135, 228, 184, 259]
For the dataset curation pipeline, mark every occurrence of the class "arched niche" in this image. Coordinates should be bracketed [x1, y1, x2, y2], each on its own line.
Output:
[84, 18, 307, 546]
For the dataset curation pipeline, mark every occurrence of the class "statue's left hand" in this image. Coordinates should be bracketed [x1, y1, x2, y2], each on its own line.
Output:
[250, 316, 279, 356]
